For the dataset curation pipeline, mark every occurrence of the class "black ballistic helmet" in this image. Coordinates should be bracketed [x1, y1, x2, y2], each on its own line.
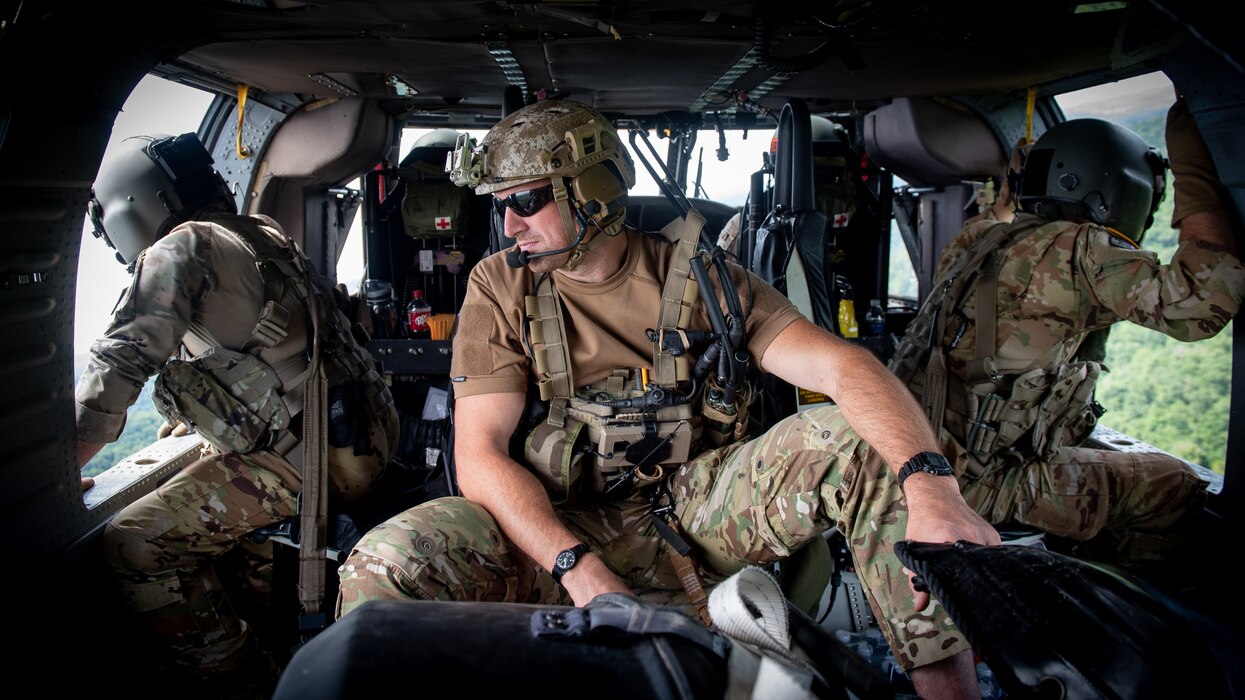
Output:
[1019, 119, 1167, 243]
[87, 133, 236, 265]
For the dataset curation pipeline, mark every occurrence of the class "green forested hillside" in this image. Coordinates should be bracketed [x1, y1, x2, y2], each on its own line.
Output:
[80, 376, 162, 478]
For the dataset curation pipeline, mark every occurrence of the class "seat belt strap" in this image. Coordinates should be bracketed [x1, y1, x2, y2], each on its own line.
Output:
[709, 566, 823, 699]
[260, 227, 331, 636]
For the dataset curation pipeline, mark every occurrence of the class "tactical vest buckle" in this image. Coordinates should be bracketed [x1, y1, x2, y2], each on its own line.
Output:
[251, 300, 292, 348]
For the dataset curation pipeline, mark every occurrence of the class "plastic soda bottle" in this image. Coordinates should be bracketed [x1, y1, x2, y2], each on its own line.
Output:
[406, 289, 432, 339]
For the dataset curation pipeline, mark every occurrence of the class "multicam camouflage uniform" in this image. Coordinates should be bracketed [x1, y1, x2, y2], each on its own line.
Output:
[337, 231, 970, 672]
[890, 210, 1245, 566]
[76, 213, 398, 677]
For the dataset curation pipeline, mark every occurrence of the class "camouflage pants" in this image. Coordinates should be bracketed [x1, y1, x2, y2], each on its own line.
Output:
[337, 405, 969, 672]
[100, 450, 300, 674]
[100, 410, 394, 677]
[955, 442, 1209, 568]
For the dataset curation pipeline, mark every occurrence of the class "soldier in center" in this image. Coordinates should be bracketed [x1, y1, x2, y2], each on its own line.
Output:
[337, 99, 998, 699]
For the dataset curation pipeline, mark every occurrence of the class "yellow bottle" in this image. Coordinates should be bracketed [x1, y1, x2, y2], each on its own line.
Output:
[838, 299, 859, 338]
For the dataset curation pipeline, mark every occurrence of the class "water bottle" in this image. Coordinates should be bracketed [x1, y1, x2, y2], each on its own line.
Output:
[362, 279, 396, 340]
[865, 299, 886, 337]
[406, 289, 432, 339]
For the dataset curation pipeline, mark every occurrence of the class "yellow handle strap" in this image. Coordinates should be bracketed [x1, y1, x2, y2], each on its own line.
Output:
[1024, 86, 1038, 144]
[236, 84, 252, 159]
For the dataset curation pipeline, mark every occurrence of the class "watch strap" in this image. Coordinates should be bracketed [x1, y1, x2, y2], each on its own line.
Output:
[551, 543, 590, 584]
[897, 451, 953, 490]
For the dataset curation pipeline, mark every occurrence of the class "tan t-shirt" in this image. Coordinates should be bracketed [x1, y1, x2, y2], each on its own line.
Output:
[451, 229, 805, 398]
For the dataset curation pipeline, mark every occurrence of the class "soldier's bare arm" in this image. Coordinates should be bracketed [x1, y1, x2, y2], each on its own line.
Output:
[1167, 98, 1239, 255]
[454, 391, 631, 605]
[761, 317, 1000, 609]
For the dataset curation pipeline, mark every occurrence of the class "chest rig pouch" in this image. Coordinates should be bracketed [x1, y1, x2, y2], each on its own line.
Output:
[522, 285, 703, 505]
[959, 358, 1102, 474]
[523, 213, 728, 505]
[154, 347, 291, 454]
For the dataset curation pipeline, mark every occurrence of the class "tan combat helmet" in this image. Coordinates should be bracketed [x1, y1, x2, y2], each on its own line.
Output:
[447, 99, 636, 268]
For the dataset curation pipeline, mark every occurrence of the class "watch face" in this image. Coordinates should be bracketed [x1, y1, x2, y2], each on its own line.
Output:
[556, 550, 577, 570]
[922, 455, 954, 476]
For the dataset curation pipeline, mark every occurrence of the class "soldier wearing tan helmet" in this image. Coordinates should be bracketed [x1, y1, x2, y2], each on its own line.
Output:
[78, 133, 398, 695]
[339, 98, 1002, 699]
[890, 98, 1243, 572]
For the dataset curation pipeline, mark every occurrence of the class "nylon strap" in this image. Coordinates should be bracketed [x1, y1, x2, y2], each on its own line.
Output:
[293, 246, 330, 627]
[966, 250, 1003, 385]
[246, 220, 349, 630]
[651, 513, 713, 626]
[653, 208, 707, 388]
[708, 566, 822, 699]
[920, 219, 1040, 428]
[529, 592, 728, 656]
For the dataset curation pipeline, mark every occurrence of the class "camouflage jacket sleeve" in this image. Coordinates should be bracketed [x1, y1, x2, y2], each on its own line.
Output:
[74, 225, 215, 442]
[1081, 226, 1245, 341]
[934, 215, 1002, 281]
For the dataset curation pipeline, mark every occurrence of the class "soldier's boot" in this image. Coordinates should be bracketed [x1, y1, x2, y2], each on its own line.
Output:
[188, 622, 282, 700]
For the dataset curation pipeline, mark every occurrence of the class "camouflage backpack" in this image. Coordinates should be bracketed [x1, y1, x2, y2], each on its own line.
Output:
[153, 347, 291, 454]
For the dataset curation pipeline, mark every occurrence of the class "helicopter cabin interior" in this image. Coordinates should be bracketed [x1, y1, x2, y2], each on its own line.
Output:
[2, 1, 1243, 696]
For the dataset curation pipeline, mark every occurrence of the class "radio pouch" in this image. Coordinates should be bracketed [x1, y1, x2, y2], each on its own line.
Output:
[153, 347, 290, 454]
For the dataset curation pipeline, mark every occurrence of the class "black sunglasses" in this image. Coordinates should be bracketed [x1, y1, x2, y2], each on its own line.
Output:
[493, 184, 555, 218]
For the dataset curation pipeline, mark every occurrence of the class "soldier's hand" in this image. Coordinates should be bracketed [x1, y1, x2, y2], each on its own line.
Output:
[157, 420, 190, 439]
[902, 475, 1000, 611]
[561, 554, 633, 607]
[81, 476, 95, 491]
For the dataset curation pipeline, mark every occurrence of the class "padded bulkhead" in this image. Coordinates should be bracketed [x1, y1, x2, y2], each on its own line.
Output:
[863, 97, 1005, 187]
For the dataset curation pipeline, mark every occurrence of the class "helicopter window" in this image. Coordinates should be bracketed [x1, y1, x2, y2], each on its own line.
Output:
[1055, 72, 1232, 475]
[623, 127, 775, 208]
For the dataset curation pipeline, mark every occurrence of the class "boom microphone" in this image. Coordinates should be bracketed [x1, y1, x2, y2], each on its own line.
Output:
[505, 247, 530, 268]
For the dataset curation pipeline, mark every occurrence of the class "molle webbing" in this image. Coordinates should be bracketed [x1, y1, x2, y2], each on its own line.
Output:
[526, 277, 576, 402]
[894, 218, 1052, 431]
[654, 209, 708, 388]
[235, 221, 299, 353]
[242, 222, 389, 424]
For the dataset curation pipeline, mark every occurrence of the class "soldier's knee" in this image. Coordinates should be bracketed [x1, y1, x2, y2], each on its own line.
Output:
[101, 518, 173, 578]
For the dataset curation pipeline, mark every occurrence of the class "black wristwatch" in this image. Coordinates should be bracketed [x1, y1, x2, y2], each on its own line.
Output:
[897, 451, 954, 490]
[551, 543, 590, 584]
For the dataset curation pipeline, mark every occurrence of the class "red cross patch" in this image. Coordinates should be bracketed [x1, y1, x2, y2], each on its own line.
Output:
[831, 212, 849, 228]
[435, 216, 452, 231]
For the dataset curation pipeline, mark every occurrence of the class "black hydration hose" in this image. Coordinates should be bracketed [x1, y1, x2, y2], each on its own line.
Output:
[626, 126, 751, 406]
